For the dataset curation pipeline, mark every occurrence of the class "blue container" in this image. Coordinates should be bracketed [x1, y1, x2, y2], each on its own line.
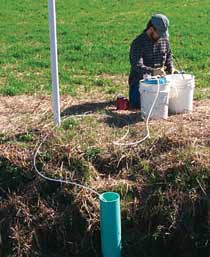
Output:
[143, 77, 167, 85]
[100, 192, 121, 257]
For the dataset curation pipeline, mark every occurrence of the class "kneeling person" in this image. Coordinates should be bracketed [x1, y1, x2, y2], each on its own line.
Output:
[128, 14, 174, 109]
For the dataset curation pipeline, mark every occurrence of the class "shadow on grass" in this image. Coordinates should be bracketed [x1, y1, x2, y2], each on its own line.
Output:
[61, 100, 143, 128]
[61, 100, 115, 116]
[104, 109, 143, 128]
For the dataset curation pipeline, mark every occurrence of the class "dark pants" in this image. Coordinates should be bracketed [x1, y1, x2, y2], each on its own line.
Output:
[129, 83, 141, 109]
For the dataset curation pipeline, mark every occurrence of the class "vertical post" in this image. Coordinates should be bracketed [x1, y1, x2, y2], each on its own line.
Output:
[100, 192, 122, 257]
[48, 0, 61, 126]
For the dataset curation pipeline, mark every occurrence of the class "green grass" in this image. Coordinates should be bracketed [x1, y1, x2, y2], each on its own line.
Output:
[1, 2, 210, 256]
[0, 0, 210, 96]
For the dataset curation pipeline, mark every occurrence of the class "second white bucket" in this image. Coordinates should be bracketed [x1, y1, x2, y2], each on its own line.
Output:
[166, 74, 195, 114]
[140, 77, 170, 120]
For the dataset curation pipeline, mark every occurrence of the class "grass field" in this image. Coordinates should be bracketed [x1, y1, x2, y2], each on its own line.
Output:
[1, 1, 210, 257]
[0, 0, 210, 96]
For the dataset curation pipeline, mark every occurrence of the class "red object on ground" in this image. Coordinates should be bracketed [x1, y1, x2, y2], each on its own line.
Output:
[116, 96, 129, 110]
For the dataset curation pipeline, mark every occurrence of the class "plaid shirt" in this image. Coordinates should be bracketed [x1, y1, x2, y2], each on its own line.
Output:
[129, 31, 173, 86]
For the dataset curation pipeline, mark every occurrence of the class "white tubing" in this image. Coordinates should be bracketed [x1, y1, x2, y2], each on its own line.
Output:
[33, 113, 129, 197]
[48, 0, 61, 126]
[113, 79, 161, 147]
[33, 134, 101, 197]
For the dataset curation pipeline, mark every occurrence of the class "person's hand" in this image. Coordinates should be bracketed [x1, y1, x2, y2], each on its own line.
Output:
[153, 67, 166, 76]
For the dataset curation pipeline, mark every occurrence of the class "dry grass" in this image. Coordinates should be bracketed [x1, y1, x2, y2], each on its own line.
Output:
[0, 94, 210, 257]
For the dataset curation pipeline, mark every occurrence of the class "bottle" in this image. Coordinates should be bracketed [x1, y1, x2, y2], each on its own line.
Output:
[116, 95, 128, 110]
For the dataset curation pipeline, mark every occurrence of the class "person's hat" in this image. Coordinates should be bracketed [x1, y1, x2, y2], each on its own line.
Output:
[151, 14, 169, 38]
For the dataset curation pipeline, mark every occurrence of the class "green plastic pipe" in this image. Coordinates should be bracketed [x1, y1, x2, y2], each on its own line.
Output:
[100, 192, 121, 257]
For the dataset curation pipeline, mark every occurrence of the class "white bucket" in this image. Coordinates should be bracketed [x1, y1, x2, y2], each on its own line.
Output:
[140, 80, 170, 120]
[166, 74, 195, 114]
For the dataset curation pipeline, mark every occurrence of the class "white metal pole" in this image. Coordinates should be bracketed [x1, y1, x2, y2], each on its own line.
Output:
[48, 0, 61, 126]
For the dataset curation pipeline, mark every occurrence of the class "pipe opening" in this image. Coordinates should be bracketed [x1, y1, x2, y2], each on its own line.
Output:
[100, 192, 119, 202]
